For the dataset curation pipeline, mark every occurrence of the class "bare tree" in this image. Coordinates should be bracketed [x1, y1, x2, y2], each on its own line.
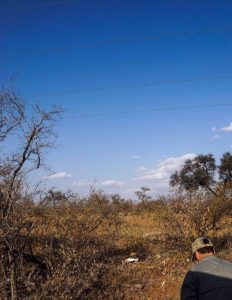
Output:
[0, 85, 62, 299]
[0, 83, 24, 143]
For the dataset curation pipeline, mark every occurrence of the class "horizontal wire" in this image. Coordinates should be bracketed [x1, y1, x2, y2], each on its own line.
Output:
[1, 25, 232, 59]
[28, 74, 232, 98]
[0, 0, 77, 13]
[66, 103, 232, 119]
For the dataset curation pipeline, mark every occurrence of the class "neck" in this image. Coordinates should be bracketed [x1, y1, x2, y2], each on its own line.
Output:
[198, 253, 214, 262]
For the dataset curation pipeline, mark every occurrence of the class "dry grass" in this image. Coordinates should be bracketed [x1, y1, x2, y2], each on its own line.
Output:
[1, 193, 231, 299]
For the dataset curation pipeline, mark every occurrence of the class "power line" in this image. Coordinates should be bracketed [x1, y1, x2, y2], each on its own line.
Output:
[66, 103, 232, 119]
[1, 25, 232, 59]
[0, 0, 77, 13]
[29, 74, 232, 98]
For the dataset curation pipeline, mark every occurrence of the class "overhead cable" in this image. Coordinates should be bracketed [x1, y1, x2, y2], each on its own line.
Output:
[66, 103, 232, 119]
[29, 74, 232, 98]
[0, 0, 77, 13]
[1, 25, 232, 58]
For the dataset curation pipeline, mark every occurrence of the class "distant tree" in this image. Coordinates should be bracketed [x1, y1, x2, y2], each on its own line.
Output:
[135, 186, 151, 202]
[170, 153, 232, 197]
[219, 152, 232, 183]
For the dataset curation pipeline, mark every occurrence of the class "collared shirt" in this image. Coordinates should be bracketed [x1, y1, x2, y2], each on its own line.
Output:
[181, 256, 232, 300]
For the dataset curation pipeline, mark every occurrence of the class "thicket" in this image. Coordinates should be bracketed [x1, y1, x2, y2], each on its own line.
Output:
[165, 152, 232, 251]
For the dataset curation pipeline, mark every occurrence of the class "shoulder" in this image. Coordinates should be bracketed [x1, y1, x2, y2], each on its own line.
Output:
[191, 256, 232, 277]
[192, 256, 216, 270]
[182, 269, 198, 284]
[216, 257, 232, 266]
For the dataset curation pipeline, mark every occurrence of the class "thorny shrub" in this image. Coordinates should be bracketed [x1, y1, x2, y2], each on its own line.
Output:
[160, 192, 232, 252]
[0, 190, 126, 299]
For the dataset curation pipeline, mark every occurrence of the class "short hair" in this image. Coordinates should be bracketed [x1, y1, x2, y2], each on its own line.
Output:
[192, 246, 214, 261]
[197, 246, 214, 254]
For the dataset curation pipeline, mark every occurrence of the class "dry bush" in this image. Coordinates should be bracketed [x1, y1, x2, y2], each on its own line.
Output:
[0, 188, 127, 299]
[159, 192, 232, 253]
[27, 190, 125, 299]
[0, 184, 231, 299]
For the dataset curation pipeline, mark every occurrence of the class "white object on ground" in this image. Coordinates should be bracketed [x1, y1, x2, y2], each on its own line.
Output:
[124, 257, 139, 263]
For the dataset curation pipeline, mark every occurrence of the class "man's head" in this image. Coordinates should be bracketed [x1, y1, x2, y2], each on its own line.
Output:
[192, 237, 215, 262]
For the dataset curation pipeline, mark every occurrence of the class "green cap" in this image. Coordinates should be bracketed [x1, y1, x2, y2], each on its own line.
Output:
[192, 237, 214, 261]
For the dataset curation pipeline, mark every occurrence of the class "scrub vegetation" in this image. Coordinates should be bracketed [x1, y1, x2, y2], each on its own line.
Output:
[0, 86, 231, 299]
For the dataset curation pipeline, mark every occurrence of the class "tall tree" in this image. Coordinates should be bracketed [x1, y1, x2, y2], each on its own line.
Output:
[0, 85, 62, 300]
[0, 83, 24, 142]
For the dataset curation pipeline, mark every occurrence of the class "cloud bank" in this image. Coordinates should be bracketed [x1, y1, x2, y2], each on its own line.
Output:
[134, 153, 196, 191]
[71, 179, 124, 189]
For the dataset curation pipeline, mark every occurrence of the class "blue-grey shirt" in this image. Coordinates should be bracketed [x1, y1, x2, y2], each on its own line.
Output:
[181, 256, 232, 300]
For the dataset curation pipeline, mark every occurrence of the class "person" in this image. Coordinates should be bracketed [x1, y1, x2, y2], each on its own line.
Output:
[181, 236, 232, 300]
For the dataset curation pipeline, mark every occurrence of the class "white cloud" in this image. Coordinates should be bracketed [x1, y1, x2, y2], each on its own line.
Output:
[221, 122, 232, 132]
[101, 180, 124, 187]
[71, 179, 92, 187]
[45, 172, 71, 180]
[134, 153, 196, 185]
[132, 155, 141, 159]
[212, 134, 220, 140]
[137, 166, 148, 173]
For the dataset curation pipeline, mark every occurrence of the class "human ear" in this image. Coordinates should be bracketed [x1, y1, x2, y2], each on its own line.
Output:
[195, 251, 200, 261]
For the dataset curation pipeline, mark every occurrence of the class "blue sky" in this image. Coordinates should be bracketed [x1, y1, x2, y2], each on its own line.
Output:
[1, 0, 232, 198]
